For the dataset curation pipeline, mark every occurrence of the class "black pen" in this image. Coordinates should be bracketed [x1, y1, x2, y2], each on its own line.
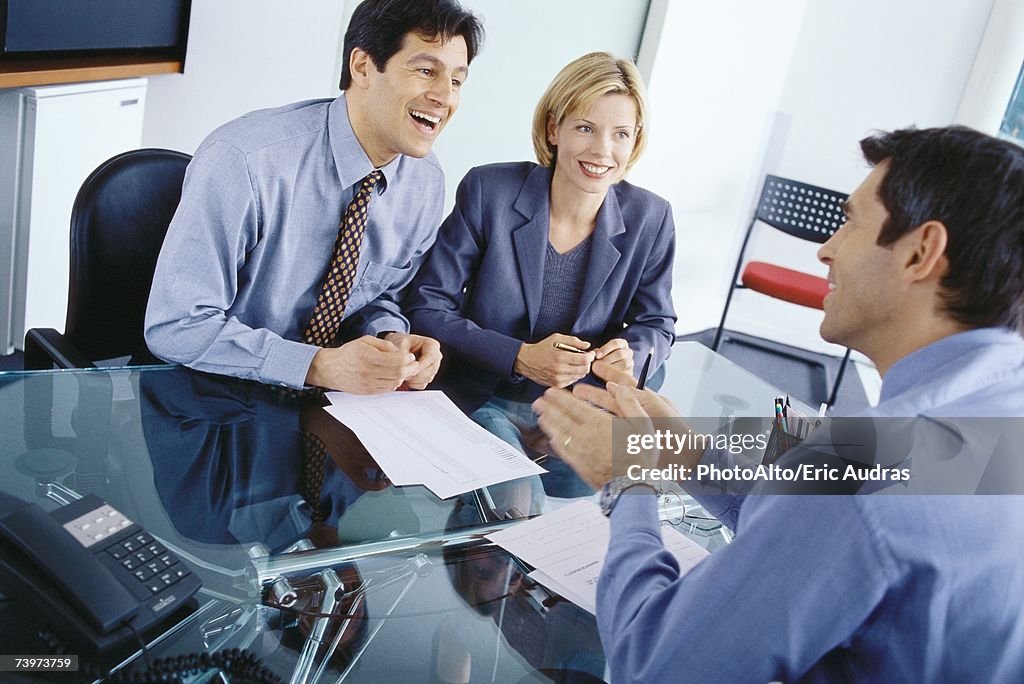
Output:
[636, 350, 654, 390]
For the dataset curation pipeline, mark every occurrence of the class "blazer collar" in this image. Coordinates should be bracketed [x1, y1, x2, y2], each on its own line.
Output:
[513, 164, 554, 219]
[511, 166, 551, 332]
[576, 187, 624, 324]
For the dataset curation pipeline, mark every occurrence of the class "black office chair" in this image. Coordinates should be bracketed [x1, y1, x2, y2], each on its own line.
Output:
[24, 148, 192, 369]
[712, 175, 852, 407]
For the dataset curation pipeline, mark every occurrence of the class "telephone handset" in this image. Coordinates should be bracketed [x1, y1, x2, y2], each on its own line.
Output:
[0, 491, 201, 653]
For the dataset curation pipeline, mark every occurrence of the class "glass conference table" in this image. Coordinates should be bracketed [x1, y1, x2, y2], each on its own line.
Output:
[0, 342, 803, 683]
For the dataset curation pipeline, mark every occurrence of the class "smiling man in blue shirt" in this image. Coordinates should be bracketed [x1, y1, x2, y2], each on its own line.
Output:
[146, 0, 483, 393]
[535, 126, 1024, 681]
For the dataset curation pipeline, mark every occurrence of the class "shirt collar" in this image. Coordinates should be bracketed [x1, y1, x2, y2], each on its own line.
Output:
[879, 327, 1024, 403]
[328, 93, 401, 194]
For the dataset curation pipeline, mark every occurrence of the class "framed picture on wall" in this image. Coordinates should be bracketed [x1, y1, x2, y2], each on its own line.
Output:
[999, 61, 1024, 146]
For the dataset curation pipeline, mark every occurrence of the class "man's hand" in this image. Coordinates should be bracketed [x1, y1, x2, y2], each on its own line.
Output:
[593, 338, 634, 374]
[514, 333, 596, 388]
[581, 360, 681, 420]
[533, 365, 682, 489]
[305, 335, 419, 393]
[533, 387, 614, 488]
[382, 332, 442, 389]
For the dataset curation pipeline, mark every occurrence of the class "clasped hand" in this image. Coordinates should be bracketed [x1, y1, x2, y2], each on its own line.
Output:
[306, 332, 442, 393]
[514, 334, 634, 388]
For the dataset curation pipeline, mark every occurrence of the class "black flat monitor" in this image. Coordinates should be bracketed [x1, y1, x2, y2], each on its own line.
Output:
[0, 0, 191, 59]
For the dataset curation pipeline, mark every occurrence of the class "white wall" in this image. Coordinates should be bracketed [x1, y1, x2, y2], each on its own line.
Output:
[142, 1, 347, 152]
[634, 0, 996, 358]
[627, 0, 808, 340]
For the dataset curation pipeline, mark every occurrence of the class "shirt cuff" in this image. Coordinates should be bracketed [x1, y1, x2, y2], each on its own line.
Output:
[362, 315, 409, 338]
[610, 488, 660, 536]
[260, 337, 320, 389]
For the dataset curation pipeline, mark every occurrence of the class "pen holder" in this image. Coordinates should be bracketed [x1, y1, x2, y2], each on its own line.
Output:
[761, 423, 803, 466]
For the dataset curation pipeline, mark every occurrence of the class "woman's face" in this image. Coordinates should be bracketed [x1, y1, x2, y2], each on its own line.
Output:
[548, 93, 638, 197]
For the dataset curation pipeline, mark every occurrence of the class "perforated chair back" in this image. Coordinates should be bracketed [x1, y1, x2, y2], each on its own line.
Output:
[754, 175, 846, 244]
[64, 148, 191, 362]
[713, 174, 851, 407]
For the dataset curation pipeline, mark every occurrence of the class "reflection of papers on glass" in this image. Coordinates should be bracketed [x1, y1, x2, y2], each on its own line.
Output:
[323, 390, 546, 499]
[487, 500, 708, 615]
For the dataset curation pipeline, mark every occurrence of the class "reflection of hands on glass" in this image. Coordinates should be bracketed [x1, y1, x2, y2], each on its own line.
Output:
[593, 338, 634, 374]
[533, 361, 678, 489]
[300, 404, 390, 492]
[514, 333, 596, 388]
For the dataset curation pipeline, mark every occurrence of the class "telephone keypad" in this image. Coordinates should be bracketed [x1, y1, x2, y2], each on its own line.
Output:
[95, 513, 194, 599]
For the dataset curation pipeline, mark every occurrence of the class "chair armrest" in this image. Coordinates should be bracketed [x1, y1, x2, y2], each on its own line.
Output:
[23, 328, 96, 370]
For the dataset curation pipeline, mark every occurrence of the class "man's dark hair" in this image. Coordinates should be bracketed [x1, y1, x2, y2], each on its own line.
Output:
[339, 0, 483, 90]
[861, 126, 1024, 333]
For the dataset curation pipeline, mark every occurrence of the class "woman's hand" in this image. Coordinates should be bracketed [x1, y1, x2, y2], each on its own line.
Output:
[513, 333, 596, 387]
[593, 338, 634, 373]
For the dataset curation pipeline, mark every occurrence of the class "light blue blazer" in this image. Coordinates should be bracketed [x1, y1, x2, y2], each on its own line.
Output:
[406, 162, 677, 412]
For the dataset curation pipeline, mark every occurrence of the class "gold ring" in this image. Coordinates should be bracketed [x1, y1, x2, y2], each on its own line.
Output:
[562, 435, 573, 449]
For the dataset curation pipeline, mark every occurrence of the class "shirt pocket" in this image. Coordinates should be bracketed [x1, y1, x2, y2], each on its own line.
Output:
[346, 261, 413, 311]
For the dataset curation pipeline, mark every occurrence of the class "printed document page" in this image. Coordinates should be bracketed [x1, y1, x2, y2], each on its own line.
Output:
[487, 500, 708, 614]
[324, 390, 546, 499]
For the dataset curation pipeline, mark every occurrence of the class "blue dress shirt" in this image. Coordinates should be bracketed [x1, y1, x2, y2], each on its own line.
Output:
[145, 94, 445, 388]
[601, 328, 1024, 682]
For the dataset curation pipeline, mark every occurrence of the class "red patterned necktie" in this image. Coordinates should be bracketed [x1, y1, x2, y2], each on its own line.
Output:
[303, 170, 382, 346]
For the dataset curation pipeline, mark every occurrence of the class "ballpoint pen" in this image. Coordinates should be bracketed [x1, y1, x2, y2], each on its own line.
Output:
[636, 350, 654, 390]
[553, 341, 588, 353]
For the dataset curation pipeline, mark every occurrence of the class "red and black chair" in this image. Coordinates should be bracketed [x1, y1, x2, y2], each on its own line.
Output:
[712, 175, 851, 407]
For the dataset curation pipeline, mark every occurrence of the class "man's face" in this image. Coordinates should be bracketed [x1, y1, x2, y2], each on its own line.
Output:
[356, 32, 468, 166]
[817, 162, 904, 355]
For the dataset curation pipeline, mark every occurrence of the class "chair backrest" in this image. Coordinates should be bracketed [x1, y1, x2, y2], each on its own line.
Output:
[64, 148, 192, 362]
[754, 175, 847, 245]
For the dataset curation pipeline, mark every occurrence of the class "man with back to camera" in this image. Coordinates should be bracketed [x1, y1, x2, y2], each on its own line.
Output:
[145, 0, 483, 393]
[533, 126, 1024, 681]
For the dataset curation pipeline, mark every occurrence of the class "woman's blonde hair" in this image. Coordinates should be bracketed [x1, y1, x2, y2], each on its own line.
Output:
[532, 52, 648, 173]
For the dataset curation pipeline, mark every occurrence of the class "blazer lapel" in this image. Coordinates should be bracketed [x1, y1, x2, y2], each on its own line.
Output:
[512, 166, 554, 334]
[575, 187, 624, 327]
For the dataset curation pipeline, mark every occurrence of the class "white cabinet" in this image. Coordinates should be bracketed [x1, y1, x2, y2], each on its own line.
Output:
[0, 78, 147, 354]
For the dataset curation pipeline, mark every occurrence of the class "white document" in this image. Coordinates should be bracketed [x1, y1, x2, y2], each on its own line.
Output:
[323, 390, 546, 499]
[487, 500, 708, 615]
[527, 568, 594, 613]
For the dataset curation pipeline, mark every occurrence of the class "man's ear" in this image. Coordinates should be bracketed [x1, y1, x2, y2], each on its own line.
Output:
[348, 48, 373, 89]
[903, 220, 949, 282]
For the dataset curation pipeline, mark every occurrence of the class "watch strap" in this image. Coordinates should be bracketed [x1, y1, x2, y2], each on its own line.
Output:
[600, 475, 659, 517]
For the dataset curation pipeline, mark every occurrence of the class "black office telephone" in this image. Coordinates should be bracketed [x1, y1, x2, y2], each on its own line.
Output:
[0, 491, 202, 653]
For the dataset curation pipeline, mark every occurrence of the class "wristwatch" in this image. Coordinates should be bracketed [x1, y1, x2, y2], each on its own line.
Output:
[599, 475, 659, 517]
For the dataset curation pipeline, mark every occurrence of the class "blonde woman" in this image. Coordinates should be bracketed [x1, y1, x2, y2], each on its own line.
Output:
[407, 52, 676, 494]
